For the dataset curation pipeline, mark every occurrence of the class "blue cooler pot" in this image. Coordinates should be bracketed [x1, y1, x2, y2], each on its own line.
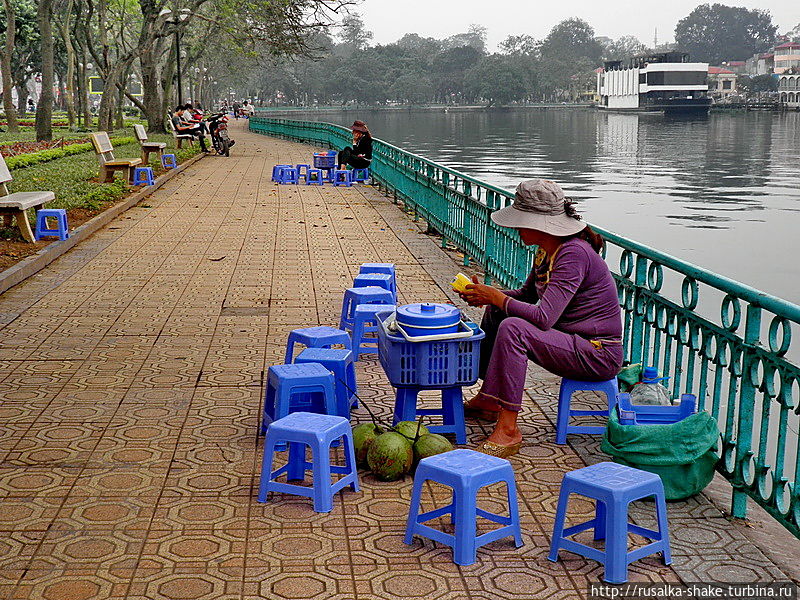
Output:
[395, 303, 461, 337]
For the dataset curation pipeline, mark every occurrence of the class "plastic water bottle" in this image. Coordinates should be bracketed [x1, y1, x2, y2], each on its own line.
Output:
[629, 366, 672, 406]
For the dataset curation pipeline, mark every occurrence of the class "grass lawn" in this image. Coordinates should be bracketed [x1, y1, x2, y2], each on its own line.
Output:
[1, 129, 202, 265]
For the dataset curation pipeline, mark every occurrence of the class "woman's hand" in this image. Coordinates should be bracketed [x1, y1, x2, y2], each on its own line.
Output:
[460, 275, 507, 308]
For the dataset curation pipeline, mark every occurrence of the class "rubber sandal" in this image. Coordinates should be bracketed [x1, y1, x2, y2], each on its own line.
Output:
[463, 402, 500, 422]
[476, 439, 521, 459]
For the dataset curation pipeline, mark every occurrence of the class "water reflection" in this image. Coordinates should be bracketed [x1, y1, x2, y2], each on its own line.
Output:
[287, 108, 800, 303]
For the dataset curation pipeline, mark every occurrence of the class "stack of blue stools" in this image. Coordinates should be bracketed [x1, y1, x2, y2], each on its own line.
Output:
[340, 263, 398, 360]
[270, 153, 369, 186]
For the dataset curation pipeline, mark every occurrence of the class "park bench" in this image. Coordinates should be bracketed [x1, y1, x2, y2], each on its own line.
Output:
[0, 153, 56, 242]
[90, 132, 142, 183]
[166, 114, 196, 149]
[134, 124, 167, 165]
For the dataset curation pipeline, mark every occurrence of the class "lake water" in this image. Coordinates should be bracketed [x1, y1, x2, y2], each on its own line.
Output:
[284, 108, 800, 305]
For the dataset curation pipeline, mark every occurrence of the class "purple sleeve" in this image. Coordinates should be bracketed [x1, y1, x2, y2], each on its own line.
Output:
[504, 244, 589, 330]
[502, 267, 538, 301]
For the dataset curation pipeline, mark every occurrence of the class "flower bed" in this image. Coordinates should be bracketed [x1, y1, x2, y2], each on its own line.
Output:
[3, 137, 136, 170]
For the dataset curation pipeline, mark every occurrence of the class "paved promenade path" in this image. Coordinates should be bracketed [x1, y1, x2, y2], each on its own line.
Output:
[0, 122, 792, 599]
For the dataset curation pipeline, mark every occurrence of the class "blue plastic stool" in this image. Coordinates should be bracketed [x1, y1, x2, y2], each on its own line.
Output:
[359, 263, 397, 295]
[34, 209, 69, 241]
[258, 412, 359, 512]
[351, 303, 396, 361]
[272, 164, 292, 181]
[161, 153, 177, 169]
[353, 273, 396, 302]
[405, 449, 523, 565]
[306, 168, 324, 185]
[549, 462, 671, 584]
[262, 363, 337, 434]
[295, 348, 357, 417]
[296, 164, 311, 181]
[132, 166, 155, 186]
[617, 393, 696, 425]
[332, 169, 353, 187]
[555, 377, 619, 444]
[284, 326, 352, 364]
[393, 386, 466, 444]
[339, 287, 395, 333]
[277, 167, 299, 185]
[351, 168, 370, 183]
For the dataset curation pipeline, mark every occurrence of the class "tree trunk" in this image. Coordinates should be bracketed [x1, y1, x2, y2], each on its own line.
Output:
[115, 76, 124, 129]
[58, 0, 77, 129]
[1, 0, 19, 132]
[16, 85, 28, 117]
[140, 46, 166, 133]
[35, 0, 55, 141]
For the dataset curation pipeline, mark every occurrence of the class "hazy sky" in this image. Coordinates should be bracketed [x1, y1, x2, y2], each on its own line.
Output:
[357, 1, 798, 50]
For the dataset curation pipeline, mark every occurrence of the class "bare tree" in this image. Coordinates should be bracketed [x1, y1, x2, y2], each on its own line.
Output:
[35, 0, 56, 141]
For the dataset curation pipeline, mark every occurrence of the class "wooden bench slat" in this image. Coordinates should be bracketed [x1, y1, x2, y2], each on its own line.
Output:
[105, 159, 142, 167]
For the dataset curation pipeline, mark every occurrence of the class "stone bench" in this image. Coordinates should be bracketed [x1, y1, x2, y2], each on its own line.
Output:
[0, 154, 55, 242]
[90, 132, 142, 184]
[166, 114, 196, 149]
[134, 124, 167, 166]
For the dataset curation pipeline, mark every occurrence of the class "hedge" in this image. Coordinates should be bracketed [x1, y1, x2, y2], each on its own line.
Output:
[5, 137, 136, 170]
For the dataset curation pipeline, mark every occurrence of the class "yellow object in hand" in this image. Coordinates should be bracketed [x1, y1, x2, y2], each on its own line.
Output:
[451, 273, 472, 293]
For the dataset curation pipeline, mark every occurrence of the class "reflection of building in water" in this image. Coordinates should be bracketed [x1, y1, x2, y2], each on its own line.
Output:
[597, 52, 711, 114]
[596, 113, 641, 165]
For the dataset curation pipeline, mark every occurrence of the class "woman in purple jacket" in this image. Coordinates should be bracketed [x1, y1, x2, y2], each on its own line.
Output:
[460, 179, 623, 458]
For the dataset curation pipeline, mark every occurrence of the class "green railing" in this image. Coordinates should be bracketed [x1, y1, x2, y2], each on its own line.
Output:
[250, 116, 800, 538]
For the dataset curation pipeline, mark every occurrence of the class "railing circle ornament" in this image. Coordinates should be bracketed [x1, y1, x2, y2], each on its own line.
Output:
[647, 262, 663, 292]
[772, 476, 790, 515]
[721, 295, 742, 331]
[768, 317, 792, 357]
[619, 250, 634, 278]
[681, 277, 699, 310]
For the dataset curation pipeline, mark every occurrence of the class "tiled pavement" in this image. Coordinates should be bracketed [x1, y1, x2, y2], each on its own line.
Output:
[0, 122, 794, 599]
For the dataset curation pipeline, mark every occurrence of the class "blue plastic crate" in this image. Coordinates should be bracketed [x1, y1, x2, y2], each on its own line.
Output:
[376, 311, 485, 388]
[313, 152, 336, 169]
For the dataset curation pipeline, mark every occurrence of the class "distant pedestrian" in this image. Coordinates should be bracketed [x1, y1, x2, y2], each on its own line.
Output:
[232, 101, 241, 119]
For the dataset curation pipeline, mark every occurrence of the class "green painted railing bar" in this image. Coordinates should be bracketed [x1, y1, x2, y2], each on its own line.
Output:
[249, 116, 800, 538]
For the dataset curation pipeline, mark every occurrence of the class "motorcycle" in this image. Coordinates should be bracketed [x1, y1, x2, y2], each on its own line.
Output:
[206, 112, 233, 156]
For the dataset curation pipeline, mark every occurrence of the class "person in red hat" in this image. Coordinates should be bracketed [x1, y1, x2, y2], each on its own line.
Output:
[338, 120, 372, 171]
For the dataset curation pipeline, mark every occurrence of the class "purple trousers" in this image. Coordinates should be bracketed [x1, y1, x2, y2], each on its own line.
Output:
[478, 306, 623, 413]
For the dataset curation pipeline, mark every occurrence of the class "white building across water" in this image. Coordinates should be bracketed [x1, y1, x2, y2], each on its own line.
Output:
[597, 51, 711, 114]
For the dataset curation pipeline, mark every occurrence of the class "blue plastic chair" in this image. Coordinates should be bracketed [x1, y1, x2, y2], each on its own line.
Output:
[295, 347, 357, 417]
[393, 387, 466, 444]
[555, 377, 619, 444]
[284, 326, 352, 364]
[34, 209, 69, 241]
[339, 286, 394, 333]
[258, 412, 359, 512]
[617, 393, 697, 425]
[132, 166, 155, 186]
[272, 164, 292, 181]
[358, 263, 396, 295]
[262, 363, 337, 434]
[405, 449, 523, 565]
[296, 164, 311, 181]
[277, 167, 299, 185]
[549, 462, 671, 584]
[161, 153, 177, 169]
[351, 303, 396, 361]
[332, 169, 353, 187]
[353, 273, 396, 302]
[351, 168, 370, 183]
[306, 168, 324, 185]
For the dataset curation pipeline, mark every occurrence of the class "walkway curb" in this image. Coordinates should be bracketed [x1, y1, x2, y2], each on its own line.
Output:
[0, 152, 206, 296]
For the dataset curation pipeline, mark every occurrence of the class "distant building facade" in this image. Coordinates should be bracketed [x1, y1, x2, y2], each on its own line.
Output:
[708, 67, 737, 99]
[778, 69, 799, 107]
[773, 42, 800, 74]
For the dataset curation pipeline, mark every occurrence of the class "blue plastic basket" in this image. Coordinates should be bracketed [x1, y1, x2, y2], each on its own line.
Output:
[313, 152, 336, 169]
[376, 311, 485, 388]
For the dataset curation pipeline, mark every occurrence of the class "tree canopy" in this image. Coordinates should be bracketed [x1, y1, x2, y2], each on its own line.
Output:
[675, 3, 777, 64]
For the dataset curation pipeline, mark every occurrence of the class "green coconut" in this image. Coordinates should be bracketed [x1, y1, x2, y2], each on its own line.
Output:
[412, 433, 453, 464]
[352, 422, 383, 467]
[366, 432, 414, 481]
[393, 420, 430, 442]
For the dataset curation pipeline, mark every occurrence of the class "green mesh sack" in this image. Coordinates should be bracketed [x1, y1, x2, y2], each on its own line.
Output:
[617, 363, 642, 393]
[601, 410, 720, 501]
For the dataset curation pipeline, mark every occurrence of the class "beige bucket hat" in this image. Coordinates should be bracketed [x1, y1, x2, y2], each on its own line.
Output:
[491, 179, 585, 236]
